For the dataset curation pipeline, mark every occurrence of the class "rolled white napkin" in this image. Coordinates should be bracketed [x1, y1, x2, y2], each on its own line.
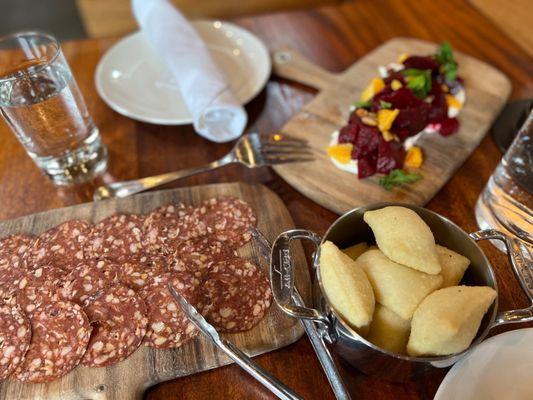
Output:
[132, 0, 247, 142]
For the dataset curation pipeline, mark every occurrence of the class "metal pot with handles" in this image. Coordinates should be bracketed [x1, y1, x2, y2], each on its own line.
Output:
[269, 202, 533, 382]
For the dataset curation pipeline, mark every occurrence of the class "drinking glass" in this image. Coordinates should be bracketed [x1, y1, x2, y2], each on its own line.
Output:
[0, 31, 107, 185]
[476, 109, 533, 252]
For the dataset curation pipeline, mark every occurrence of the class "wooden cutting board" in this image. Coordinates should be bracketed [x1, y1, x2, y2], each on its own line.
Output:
[0, 183, 310, 400]
[272, 37, 511, 214]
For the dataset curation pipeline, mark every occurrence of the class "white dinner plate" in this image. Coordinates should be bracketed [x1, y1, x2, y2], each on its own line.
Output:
[434, 328, 533, 400]
[95, 20, 270, 125]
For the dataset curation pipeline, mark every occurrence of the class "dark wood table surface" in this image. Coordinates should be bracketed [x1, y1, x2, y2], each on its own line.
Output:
[1, 0, 531, 398]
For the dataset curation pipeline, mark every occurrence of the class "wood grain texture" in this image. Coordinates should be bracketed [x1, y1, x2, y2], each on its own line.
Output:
[0, 0, 531, 398]
[0, 183, 311, 400]
[469, 0, 533, 58]
[272, 38, 511, 214]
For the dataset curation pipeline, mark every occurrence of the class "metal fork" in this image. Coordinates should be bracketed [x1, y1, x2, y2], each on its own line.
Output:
[93, 133, 313, 200]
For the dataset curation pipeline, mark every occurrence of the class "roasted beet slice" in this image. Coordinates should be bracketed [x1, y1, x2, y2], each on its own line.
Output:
[403, 56, 440, 72]
[379, 88, 424, 109]
[384, 72, 406, 86]
[352, 123, 381, 159]
[338, 123, 359, 144]
[357, 153, 377, 179]
[436, 117, 460, 136]
[376, 139, 405, 174]
[393, 105, 430, 137]
[428, 82, 448, 122]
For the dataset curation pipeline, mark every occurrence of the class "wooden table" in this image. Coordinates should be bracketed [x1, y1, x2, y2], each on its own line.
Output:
[0, 0, 531, 398]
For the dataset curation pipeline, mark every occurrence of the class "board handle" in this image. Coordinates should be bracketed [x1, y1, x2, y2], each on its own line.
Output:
[272, 47, 340, 91]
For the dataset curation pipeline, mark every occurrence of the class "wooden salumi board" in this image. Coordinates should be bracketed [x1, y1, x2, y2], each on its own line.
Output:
[0, 183, 310, 400]
[272, 37, 511, 214]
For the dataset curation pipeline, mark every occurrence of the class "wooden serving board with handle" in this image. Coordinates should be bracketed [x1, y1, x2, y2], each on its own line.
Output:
[0, 182, 310, 400]
[272, 37, 511, 214]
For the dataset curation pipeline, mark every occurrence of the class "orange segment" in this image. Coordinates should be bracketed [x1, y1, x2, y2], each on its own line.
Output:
[327, 143, 353, 164]
[404, 146, 424, 168]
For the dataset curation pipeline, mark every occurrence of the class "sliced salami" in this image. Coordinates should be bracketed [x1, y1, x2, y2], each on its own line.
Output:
[81, 284, 147, 367]
[118, 254, 168, 290]
[84, 214, 145, 262]
[16, 266, 65, 314]
[0, 235, 34, 299]
[193, 197, 256, 248]
[14, 301, 91, 383]
[168, 236, 236, 278]
[60, 259, 119, 305]
[0, 302, 31, 380]
[143, 203, 207, 254]
[202, 258, 271, 332]
[25, 220, 90, 269]
[140, 272, 200, 349]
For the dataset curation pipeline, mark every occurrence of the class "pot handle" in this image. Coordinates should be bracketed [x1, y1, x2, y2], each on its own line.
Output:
[270, 229, 330, 326]
[469, 229, 533, 326]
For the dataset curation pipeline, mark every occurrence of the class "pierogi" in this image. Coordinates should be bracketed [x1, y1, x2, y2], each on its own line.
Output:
[364, 206, 441, 274]
[407, 286, 496, 356]
[437, 245, 470, 287]
[319, 241, 375, 329]
[366, 304, 411, 354]
[356, 249, 443, 320]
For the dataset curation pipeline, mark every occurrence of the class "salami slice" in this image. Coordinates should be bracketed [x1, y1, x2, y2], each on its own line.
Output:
[143, 203, 207, 254]
[26, 220, 90, 269]
[84, 214, 145, 262]
[14, 301, 91, 383]
[140, 272, 200, 349]
[0, 302, 31, 380]
[193, 197, 256, 248]
[16, 266, 65, 314]
[202, 258, 272, 332]
[0, 235, 34, 299]
[81, 284, 147, 367]
[60, 259, 119, 305]
[168, 236, 236, 278]
[118, 254, 168, 290]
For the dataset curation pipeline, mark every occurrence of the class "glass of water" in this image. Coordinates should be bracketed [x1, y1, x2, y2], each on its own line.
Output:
[476, 109, 533, 252]
[0, 31, 107, 185]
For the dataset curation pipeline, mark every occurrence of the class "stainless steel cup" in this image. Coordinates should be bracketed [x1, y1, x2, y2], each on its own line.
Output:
[270, 202, 533, 382]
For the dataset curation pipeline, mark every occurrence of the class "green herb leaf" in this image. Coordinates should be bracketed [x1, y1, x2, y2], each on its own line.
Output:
[379, 100, 392, 109]
[353, 100, 372, 109]
[435, 42, 458, 82]
[378, 169, 422, 191]
[402, 68, 432, 98]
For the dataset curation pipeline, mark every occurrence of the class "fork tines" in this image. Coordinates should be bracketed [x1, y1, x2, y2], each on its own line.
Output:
[258, 133, 314, 165]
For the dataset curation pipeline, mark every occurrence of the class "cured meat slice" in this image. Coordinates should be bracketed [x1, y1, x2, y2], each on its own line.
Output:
[202, 258, 272, 332]
[118, 254, 168, 290]
[0, 302, 31, 380]
[193, 197, 256, 248]
[14, 301, 91, 383]
[168, 236, 236, 278]
[81, 284, 147, 367]
[26, 220, 90, 269]
[143, 203, 207, 254]
[60, 259, 119, 305]
[16, 266, 65, 314]
[140, 272, 200, 349]
[84, 214, 145, 262]
[0, 235, 34, 299]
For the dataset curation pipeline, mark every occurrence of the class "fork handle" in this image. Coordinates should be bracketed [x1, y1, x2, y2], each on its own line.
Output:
[98, 155, 234, 199]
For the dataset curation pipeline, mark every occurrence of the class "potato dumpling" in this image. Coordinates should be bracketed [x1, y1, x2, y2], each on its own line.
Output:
[366, 304, 411, 354]
[356, 249, 443, 320]
[437, 245, 470, 287]
[364, 206, 441, 274]
[407, 286, 496, 357]
[342, 242, 368, 261]
[319, 241, 375, 329]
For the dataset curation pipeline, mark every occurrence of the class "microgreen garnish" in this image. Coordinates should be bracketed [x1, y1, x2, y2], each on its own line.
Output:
[378, 169, 422, 190]
[435, 42, 458, 82]
[353, 100, 372, 109]
[379, 100, 392, 109]
[402, 69, 432, 98]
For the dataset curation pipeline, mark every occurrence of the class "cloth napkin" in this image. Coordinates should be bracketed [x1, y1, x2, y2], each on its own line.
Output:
[132, 0, 247, 142]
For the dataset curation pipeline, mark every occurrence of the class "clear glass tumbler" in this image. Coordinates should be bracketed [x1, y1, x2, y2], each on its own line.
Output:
[476, 109, 533, 252]
[0, 31, 107, 185]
